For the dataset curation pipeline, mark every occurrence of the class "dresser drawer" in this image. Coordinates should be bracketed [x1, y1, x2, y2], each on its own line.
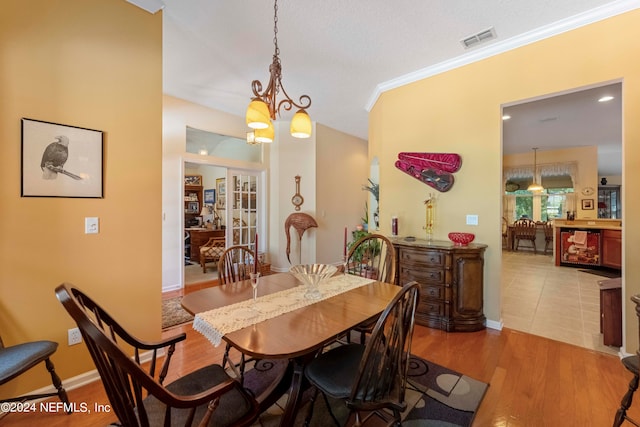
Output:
[420, 283, 444, 300]
[418, 299, 444, 316]
[399, 248, 445, 267]
[399, 265, 444, 284]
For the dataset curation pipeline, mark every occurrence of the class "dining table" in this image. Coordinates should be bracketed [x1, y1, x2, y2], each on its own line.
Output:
[181, 271, 400, 426]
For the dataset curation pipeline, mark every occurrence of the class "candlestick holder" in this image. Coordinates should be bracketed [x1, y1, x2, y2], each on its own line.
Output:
[424, 194, 436, 240]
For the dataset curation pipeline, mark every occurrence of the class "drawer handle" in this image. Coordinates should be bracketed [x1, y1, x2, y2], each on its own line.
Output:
[430, 257, 436, 262]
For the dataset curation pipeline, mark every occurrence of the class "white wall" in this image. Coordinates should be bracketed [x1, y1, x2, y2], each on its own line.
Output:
[163, 95, 369, 287]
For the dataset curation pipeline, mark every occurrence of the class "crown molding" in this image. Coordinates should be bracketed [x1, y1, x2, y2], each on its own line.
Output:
[365, 0, 640, 112]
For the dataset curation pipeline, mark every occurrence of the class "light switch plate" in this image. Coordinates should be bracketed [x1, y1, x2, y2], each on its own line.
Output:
[85, 217, 99, 234]
[466, 215, 479, 226]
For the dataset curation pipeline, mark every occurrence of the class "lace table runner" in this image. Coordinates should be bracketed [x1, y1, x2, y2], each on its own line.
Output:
[193, 273, 375, 347]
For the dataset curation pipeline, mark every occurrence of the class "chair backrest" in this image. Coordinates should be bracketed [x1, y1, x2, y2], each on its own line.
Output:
[347, 234, 396, 283]
[513, 218, 537, 239]
[543, 221, 554, 240]
[218, 245, 258, 285]
[346, 281, 420, 416]
[55, 284, 187, 426]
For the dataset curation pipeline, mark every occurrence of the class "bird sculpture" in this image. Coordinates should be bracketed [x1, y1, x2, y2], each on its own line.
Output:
[40, 135, 82, 180]
[285, 212, 318, 263]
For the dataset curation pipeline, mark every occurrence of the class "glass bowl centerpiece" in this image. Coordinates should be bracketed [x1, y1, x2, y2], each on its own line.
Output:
[448, 232, 475, 246]
[290, 264, 337, 300]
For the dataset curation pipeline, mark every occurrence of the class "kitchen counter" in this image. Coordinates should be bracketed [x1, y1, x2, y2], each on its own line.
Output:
[553, 218, 622, 231]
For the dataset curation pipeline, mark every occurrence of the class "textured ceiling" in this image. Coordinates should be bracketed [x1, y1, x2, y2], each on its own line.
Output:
[157, 0, 635, 175]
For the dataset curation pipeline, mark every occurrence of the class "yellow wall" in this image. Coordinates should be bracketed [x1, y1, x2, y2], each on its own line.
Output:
[0, 0, 162, 398]
[315, 124, 369, 264]
[371, 9, 640, 351]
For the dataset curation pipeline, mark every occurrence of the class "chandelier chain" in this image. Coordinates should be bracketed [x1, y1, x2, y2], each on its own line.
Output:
[248, 0, 311, 121]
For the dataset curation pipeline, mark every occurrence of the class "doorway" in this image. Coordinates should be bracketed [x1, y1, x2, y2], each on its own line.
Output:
[501, 81, 622, 353]
[182, 128, 264, 288]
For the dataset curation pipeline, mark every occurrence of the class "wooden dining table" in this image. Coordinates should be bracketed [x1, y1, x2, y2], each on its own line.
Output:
[181, 271, 400, 426]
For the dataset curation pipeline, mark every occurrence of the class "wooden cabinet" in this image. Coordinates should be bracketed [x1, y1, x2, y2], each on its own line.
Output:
[599, 278, 622, 347]
[392, 239, 487, 332]
[602, 229, 622, 269]
[187, 229, 224, 262]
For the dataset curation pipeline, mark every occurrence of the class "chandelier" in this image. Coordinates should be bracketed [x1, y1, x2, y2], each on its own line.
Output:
[527, 147, 544, 192]
[245, 0, 312, 144]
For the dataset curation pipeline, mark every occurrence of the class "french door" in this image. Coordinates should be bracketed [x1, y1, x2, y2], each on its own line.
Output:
[226, 170, 261, 255]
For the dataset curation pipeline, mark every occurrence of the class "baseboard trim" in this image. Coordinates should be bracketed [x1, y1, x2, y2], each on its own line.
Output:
[486, 319, 503, 331]
[10, 348, 161, 401]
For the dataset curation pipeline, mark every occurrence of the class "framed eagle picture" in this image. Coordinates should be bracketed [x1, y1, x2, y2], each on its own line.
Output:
[21, 118, 104, 198]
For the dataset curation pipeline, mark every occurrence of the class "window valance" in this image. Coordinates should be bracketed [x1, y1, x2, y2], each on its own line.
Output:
[504, 161, 577, 187]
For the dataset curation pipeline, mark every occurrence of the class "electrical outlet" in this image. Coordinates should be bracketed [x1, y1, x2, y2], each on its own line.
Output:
[68, 327, 82, 346]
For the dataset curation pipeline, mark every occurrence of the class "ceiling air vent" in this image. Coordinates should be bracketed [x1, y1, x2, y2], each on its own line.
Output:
[460, 27, 497, 49]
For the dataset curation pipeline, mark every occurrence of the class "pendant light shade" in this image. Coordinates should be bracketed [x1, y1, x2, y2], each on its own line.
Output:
[255, 121, 274, 143]
[245, 0, 312, 142]
[290, 109, 312, 138]
[527, 147, 544, 192]
[246, 99, 271, 129]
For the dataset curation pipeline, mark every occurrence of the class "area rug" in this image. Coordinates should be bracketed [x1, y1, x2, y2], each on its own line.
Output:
[242, 355, 488, 427]
[161, 297, 194, 329]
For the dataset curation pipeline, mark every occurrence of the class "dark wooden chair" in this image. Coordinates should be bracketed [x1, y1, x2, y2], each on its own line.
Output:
[55, 284, 259, 427]
[217, 245, 258, 285]
[542, 221, 554, 255]
[613, 294, 640, 427]
[513, 218, 538, 253]
[304, 281, 420, 426]
[346, 233, 396, 283]
[345, 233, 396, 344]
[200, 237, 226, 273]
[0, 334, 70, 413]
[217, 245, 259, 383]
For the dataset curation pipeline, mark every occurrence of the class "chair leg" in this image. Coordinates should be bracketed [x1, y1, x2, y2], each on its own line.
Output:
[45, 358, 71, 410]
[614, 372, 640, 427]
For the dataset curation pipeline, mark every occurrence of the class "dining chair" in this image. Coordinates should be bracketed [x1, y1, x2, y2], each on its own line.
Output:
[542, 221, 554, 255]
[0, 333, 70, 414]
[304, 281, 420, 426]
[217, 245, 258, 285]
[513, 218, 538, 253]
[200, 237, 226, 273]
[55, 283, 259, 427]
[346, 233, 396, 283]
[345, 233, 396, 344]
[217, 245, 259, 383]
[614, 294, 640, 427]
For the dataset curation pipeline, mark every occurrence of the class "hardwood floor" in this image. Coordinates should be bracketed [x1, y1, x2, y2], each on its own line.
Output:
[4, 289, 638, 426]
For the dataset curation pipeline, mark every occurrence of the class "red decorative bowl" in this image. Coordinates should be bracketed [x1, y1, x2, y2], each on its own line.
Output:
[448, 232, 475, 246]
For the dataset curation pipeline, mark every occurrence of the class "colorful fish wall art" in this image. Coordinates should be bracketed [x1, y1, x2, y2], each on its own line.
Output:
[394, 152, 462, 192]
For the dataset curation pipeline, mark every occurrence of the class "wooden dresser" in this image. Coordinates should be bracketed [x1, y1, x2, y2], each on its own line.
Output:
[390, 238, 487, 332]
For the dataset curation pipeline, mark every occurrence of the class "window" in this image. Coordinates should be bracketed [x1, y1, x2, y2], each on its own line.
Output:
[506, 187, 574, 222]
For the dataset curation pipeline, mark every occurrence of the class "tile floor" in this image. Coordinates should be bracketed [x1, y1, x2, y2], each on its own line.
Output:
[501, 249, 619, 356]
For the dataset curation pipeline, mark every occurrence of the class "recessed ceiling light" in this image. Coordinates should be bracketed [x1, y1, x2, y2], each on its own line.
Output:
[502, 115, 511, 120]
[598, 95, 614, 102]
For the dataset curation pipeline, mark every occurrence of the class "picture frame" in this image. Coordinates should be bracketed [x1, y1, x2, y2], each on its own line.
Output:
[21, 118, 104, 198]
[582, 199, 594, 210]
[204, 188, 215, 204]
[185, 175, 202, 186]
[216, 178, 226, 210]
[187, 201, 199, 213]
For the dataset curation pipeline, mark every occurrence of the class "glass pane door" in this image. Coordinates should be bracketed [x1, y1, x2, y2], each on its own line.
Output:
[227, 170, 260, 255]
